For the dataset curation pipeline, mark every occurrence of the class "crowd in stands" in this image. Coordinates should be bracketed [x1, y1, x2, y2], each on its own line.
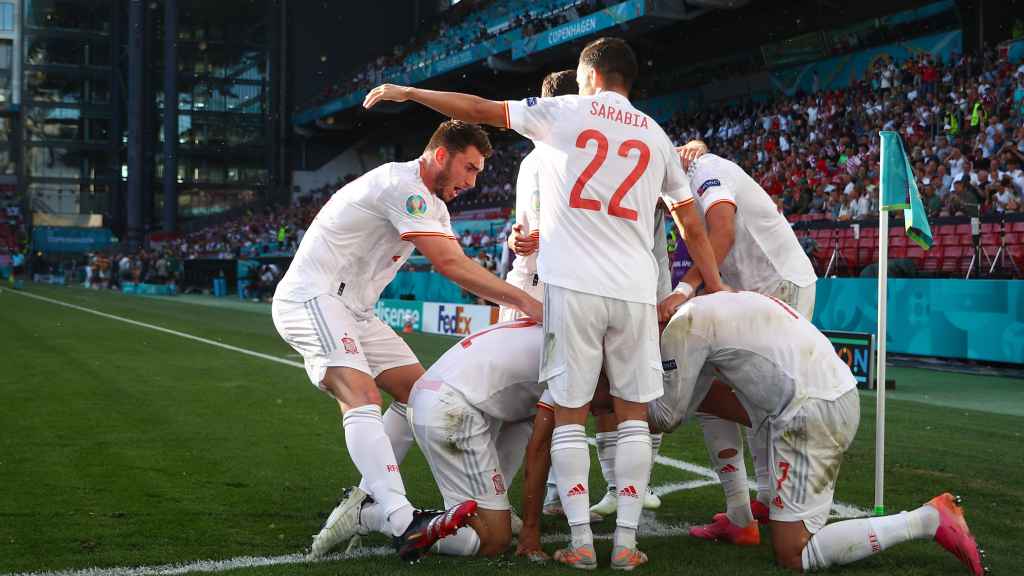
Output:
[299, 0, 615, 112]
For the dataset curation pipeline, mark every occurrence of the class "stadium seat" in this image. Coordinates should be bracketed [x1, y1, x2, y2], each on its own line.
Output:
[907, 246, 925, 261]
[842, 228, 856, 238]
[981, 223, 998, 234]
[957, 234, 974, 246]
[1005, 233, 1019, 245]
[936, 224, 956, 236]
[1011, 222, 1024, 234]
[889, 246, 906, 259]
[841, 238, 858, 251]
[955, 224, 972, 235]
[920, 255, 943, 276]
[940, 246, 963, 275]
[981, 233, 999, 246]
[857, 248, 873, 268]
[862, 227, 878, 237]
[857, 238, 874, 249]
[890, 236, 907, 248]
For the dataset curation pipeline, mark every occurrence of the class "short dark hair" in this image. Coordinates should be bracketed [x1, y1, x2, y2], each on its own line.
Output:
[542, 70, 577, 97]
[425, 120, 493, 158]
[579, 37, 638, 90]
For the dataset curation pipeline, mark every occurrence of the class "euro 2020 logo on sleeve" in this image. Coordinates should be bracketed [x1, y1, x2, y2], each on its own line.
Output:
[405, 194, 428, 217]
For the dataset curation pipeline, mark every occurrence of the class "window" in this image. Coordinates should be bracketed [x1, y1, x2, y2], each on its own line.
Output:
[27, 71, 82, 103]
[25, 106, 81, 141]
[0, 3, 13, 32]
[26, 145, 81, 178]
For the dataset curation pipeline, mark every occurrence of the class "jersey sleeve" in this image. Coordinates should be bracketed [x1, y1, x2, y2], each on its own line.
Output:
[693, 163, 737, 215]
[383, 182, 456, 241]
[651, 302, 712, 432]
[505, 96, 567, 143]
[660, 137, 695, 209]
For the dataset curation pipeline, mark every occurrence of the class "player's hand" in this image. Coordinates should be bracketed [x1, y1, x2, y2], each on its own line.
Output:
[511, 224, 538, 256]
[519, 295, 543, 323]
[362, 84, 411, 109]
[658, 292, 690, 323]
[676, 140, 708, 170]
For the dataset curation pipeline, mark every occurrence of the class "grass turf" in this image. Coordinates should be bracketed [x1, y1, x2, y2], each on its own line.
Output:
[1, 283, 1020, 575]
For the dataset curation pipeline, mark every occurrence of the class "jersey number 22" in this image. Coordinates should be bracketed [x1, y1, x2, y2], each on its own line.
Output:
[569, 129, 649, 222]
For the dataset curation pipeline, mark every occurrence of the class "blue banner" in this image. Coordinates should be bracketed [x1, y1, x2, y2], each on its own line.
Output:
[32, 227, 112, 253]
[512, 0, 645, 59]
[812, 278, 1024, 365]
[294, 30, 523, 125]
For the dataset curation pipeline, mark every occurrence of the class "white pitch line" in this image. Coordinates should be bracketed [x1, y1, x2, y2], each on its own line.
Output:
[3, 289, 302, 369]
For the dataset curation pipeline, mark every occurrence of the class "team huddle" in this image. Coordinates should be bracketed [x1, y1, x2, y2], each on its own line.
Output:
[271, 38, 985, 574]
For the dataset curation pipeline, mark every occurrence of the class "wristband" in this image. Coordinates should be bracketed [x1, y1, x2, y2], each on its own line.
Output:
[673, 282, 695, 299]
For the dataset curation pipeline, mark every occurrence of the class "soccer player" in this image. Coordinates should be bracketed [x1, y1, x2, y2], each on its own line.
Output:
[272, 120, 542, 561]
[657, 152, 818, 544]
[651, 291, 985, 575]
[349, 319, 547, 557]
[499, 69, 577, 322]
[364, 37, 727, 569]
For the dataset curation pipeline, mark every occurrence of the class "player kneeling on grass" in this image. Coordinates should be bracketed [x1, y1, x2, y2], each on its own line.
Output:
[650, 291, 986, 575]
[340, 320, 548, 557]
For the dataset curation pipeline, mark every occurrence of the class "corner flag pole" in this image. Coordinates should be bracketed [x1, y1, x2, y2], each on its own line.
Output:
[874, 194, 888, 517]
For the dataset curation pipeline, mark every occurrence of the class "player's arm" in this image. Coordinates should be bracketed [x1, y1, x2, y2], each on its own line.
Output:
[364, 84, 506, 127]
[668, 202, 727, 294]
[653, 204, 673, 302]
[510, 159, 539, 256]
[412, 235, 541, 320]
[659, 202, 735, 322]
[516, 400, 555, 560]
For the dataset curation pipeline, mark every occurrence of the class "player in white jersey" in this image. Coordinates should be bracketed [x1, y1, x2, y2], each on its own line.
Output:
[365, 37, 726, 569]
[655, 152, 819, 544]
[500, 70, 578, 322]
[349, 320, 547, 558]
[652, 291, 985, 576]
[272, 121, 542, 562]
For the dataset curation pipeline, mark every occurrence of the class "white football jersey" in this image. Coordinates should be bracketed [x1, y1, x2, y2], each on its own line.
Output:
[505, 92, 693, 305]
[505, 148, 542, 293]
[426, 320, 545, 422]
[653, 291, 856, 433]
[688, 154, 816, 293]
[274, 160, 455, 312]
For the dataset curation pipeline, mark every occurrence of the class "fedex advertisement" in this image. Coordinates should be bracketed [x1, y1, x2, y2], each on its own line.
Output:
[421, 302, 500, 337]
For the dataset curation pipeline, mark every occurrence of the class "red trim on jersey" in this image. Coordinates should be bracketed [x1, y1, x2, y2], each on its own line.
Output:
[400, 232, 457, 241]
[706, 198, 737, 213]
[459, 319, 537, 348]
[503, 101, 511, 129]
[763, 293, 799, 319]
[536, 401, 554, 412]
[671, 198, 695, 210]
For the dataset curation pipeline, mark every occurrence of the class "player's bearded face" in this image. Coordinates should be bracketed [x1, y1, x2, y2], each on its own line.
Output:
[434, 147, 484, 202]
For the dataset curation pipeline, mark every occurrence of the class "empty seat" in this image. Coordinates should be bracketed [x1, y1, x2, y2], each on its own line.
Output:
[981, 223, 999, 234]
[958, 234, 974, 246]
[890, 236, 907, 247]
[936, 224, 957, 236]
[907, 246, 925, 260]
[955, 224, 972, 235]
[981, 233, 999, 246]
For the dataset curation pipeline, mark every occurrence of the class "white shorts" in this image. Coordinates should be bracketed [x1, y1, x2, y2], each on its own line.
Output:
[272, 294, 419, 390]
[771, 280, 817, 319]
[541, 284, 663, 409]
[497, 277, 544, 322]
[769, 389, 860, 533]
[408, 379, 510, 511]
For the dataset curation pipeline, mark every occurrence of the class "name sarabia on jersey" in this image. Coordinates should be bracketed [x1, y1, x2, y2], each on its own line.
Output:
[590, 101, 649, 129]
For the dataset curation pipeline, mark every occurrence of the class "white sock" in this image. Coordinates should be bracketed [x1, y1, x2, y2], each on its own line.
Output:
[551, 424, 592, 547]
[496, 419, 532, 486]
[358, 401, 413, 494]
[342, 405, 413, 537]
[595, 431, 618, 491]
[650, 432, 663, 485]
[431, 526, 481, 556]
[698, 413, 753, 526]
[358, 500, 388, 535]
[745, 425, 771, 506]
[613, 420, 652, 548]
[801, 507, 940, 571]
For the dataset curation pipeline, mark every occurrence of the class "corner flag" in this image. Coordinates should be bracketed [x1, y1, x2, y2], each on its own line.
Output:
[879, 131, 933, 250]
